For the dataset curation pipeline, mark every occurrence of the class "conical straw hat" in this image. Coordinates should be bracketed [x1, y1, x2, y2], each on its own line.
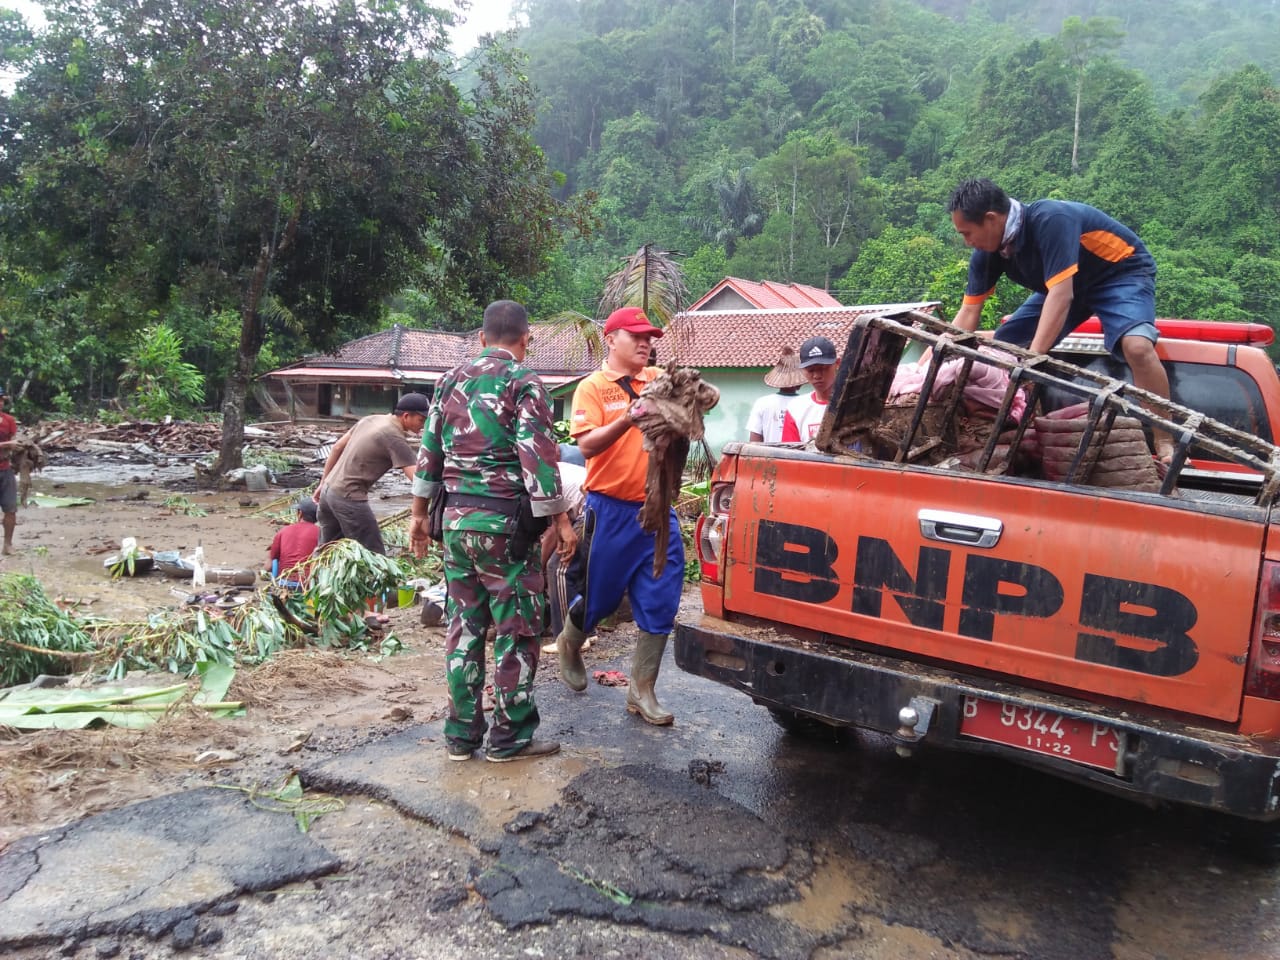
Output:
[763, 346, 807, 388]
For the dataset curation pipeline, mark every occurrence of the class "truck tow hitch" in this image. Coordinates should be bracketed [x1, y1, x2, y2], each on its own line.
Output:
[894, 697, 941, 757]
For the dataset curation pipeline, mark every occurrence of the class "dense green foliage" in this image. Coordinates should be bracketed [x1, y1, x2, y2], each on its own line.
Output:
[0, 0, 585, 452]
[0, 0, 1278, 428]
[513, 0, 1280, 339]
[0, 573, 95, 686]
[117, 325, 206, 420]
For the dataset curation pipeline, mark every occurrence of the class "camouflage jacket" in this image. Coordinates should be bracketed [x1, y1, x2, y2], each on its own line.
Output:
[412, 347, 567, 534]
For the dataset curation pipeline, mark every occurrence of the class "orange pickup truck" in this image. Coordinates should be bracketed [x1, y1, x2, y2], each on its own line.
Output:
[676, 309, 1280, 845]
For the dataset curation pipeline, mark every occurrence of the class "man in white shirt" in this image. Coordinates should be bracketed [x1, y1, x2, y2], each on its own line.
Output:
[780, 336, 839, 442]
[747, 346, 807, 443]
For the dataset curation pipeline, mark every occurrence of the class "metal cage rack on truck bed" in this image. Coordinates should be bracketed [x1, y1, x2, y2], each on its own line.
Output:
[817, 307, 1280, 508]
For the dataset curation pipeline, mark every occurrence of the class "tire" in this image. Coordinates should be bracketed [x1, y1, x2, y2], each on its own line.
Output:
[767, 707, 853, 744]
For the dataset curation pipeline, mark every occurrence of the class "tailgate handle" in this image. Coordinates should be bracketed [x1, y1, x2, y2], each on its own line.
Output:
[918, 509, 1003, 548]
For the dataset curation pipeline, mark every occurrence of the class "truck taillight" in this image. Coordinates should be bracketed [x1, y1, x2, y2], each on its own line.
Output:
[1246, 561, 1280, 700]
[695, 483, 732, 584]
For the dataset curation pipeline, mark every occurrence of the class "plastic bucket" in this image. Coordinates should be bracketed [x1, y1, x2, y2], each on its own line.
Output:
[397, 585, 416, 607]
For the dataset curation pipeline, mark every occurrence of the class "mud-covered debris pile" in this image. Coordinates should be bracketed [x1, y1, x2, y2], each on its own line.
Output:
[31, 419, 342, 456]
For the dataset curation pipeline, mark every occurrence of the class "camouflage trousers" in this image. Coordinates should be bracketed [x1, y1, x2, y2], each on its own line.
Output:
[442, 529, 546, 756]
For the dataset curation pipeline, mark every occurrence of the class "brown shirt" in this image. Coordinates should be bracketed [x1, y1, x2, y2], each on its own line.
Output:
[326, 414, 418, 501]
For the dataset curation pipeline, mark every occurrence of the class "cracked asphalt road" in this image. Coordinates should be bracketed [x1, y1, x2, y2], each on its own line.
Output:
[4, 641, 1280, 960]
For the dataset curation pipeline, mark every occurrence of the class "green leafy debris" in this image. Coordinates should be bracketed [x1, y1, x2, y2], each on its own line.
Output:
[0, 667, 244, 730]
[217, 774, 345, 833]
[0, 574, 96, 686]
[558, 860, 635, 906]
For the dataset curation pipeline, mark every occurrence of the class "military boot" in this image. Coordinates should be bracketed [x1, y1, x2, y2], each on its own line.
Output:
[626, 630, 674, 726]
[557, 620, 589, 692]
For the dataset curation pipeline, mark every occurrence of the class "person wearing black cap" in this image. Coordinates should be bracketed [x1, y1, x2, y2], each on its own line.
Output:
[267, 498, 320, 586]
[780, 336, 839, 443]
[0, 386, 19, 555]
[313, 392, 430, 554]
[748, 346, 807, 443]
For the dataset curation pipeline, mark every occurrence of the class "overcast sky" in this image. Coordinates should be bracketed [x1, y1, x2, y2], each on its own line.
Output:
[451, 0, 519, 55]
[4, 0, 520, 56]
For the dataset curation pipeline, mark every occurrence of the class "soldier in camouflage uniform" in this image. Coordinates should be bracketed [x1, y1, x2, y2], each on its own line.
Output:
[410, 301, 578, 763]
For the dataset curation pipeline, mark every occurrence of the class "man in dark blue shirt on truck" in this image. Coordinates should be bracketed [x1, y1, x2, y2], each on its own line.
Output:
[947, 177, 1173, 463]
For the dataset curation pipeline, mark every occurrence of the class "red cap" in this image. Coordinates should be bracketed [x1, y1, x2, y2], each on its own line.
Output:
[603, 306, 664, 338]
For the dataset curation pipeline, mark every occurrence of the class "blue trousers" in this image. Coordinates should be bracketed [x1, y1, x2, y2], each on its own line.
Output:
[581, 491, 684, 636]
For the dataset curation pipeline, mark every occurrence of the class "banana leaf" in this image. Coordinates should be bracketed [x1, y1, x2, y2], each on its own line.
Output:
[0, 666, 243, 730]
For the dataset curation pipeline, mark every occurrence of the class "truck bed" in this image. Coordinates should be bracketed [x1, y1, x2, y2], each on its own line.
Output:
[677, 307, 1280, 822]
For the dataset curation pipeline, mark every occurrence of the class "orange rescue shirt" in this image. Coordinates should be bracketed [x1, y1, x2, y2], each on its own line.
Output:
[570, 365, 660, 503]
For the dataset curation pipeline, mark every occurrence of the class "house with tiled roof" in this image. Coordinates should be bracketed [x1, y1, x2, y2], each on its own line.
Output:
[258, 286, 938, 454]
[259, 322, 602, 420]
[663, 301, 939, 452]
[688, 276, 842, 312]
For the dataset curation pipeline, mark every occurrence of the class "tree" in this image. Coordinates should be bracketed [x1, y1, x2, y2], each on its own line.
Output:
[838, 226, 952, 304]
[1059, 16, 1124, 174]
[1180, 66, 1280, 255]
[683, 164, 762, 258]
[545, 242, 689, 360]
[0, 0, 580, 474]
[1079, 81, 1170, 228]
[954, 39, 1074, 192]
[746, 134, 878, 287]
[117, 325, 205, 420]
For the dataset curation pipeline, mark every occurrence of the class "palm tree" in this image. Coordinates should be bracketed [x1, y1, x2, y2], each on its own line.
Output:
[684, 167, 763, 257]
[546, 243, 689, 358]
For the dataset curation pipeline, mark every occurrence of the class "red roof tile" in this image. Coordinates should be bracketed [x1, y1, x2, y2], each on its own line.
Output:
[662, 302, 939, 369]
[264, 303, 940, 382]
[688, 276, 842, 311]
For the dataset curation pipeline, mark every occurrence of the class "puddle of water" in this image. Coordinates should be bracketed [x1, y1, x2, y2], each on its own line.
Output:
[39, 462, 198, 487]
[770, 844, 877, 932]
[813, 917, 972, 960]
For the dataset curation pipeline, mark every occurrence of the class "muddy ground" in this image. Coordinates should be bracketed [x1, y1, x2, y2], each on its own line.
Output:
[0, 441, 447, 849]
[2, 443, 776, 960]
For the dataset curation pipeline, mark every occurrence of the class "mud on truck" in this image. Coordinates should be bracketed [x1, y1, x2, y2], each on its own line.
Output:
[676, 307, 1280, 853]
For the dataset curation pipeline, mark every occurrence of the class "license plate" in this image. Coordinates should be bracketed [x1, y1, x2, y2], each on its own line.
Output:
[959, 696, 1122, 772]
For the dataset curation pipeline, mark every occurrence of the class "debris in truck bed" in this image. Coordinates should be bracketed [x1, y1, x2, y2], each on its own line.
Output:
[819, 309, 1280, 503]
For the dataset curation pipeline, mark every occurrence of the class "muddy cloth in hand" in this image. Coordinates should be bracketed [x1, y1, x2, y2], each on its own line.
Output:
[627, 364, 720, 577]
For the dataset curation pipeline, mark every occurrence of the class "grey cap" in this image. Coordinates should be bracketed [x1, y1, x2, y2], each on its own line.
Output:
[296, 499, 318, 522]
[798, 336, 837, 368]
[394, 392, 430, 413]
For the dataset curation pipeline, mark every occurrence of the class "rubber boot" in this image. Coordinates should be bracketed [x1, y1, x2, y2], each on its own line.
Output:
[557, 620, 589, 692]
[626, 631, 674, 726]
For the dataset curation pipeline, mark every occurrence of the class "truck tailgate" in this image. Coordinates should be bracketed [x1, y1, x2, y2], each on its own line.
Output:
[724, 454, 1266, 723]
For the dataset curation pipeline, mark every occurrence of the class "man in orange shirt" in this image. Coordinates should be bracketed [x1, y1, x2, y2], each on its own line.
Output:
[555, 307, 684, 725]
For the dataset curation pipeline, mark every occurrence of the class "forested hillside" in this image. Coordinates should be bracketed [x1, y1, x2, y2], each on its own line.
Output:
[510, 0, 1280, 335]
[0, 0, 1277, 421]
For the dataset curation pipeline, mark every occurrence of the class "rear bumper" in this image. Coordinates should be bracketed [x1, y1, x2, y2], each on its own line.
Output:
[674, 615, 1280, 821]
